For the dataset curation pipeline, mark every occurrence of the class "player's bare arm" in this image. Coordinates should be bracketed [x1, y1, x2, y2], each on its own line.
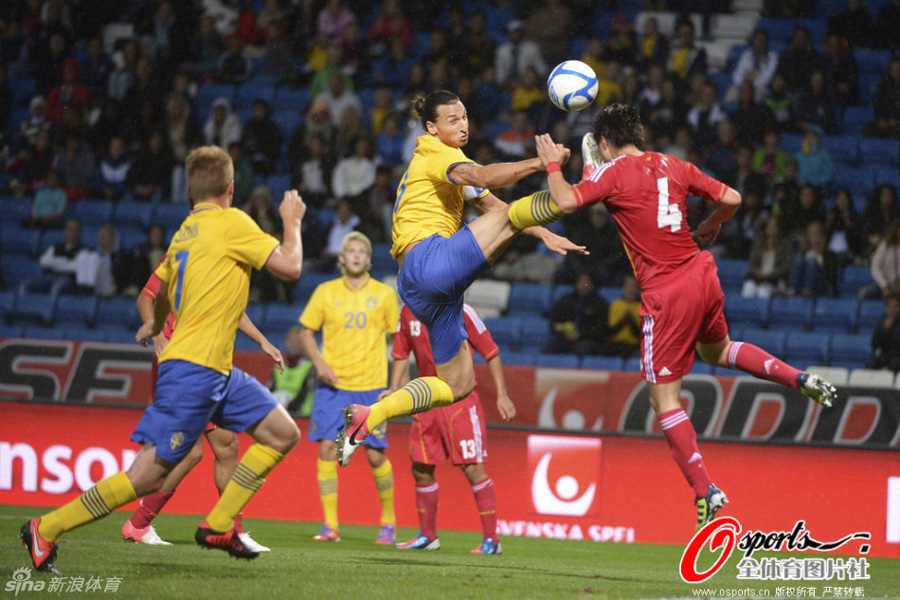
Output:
[535, 134, 580, 213]
[136, 292, 168, 355]
[379, 357, 410, 401]
[449, 151, 567, 189]
[485, 354, 515, 422]
[238, 313, 284, 373]
[265, 189, 306, 281]
[299, 326, 338, 386]
[136, 281, 171, 346]
[692, 187, 742, 246]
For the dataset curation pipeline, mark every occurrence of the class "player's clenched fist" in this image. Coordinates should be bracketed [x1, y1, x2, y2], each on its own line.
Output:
[280, 189, 306, 223]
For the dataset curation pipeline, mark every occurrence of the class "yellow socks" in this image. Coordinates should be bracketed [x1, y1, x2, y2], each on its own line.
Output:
[372, 460, 395, 525]
[366, 377, 453, 431]
[507, 190, 564, 229]
[39, 472, 137, 541]
[317, 458, 339, 529]
[206, 443, 283, 532]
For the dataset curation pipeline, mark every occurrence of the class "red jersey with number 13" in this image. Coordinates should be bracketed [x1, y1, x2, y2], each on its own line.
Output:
[572, 152, 727, 291]
[141, 255, 177, 340]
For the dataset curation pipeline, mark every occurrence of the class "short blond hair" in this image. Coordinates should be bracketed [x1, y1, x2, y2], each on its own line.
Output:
[339, 231, 372, 274]
[186, 145, 234, 203]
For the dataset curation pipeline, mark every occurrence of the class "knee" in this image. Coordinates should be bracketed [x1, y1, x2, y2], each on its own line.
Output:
[218, 434, 240, 463]
[275, 419, 301, 453]
[184, 440, 205, 468]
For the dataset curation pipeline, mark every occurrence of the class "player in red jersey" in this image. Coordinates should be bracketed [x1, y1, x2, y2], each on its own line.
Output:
[388, 304, 515, 555]
[535, 104, 836, 531]
[120, 255, 282, 552]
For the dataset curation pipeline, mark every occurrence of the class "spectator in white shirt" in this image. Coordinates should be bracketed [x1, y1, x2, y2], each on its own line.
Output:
[730, 30, 779, 102]
[332, 135, 376, 201]
[495, 20, 547, 88]
[317, 73, 363, 127]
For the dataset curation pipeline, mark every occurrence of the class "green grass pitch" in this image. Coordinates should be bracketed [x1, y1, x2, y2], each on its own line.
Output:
[2, 506, 897, 599]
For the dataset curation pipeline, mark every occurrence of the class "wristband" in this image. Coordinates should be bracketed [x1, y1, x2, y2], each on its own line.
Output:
[546, 162, 561, 174]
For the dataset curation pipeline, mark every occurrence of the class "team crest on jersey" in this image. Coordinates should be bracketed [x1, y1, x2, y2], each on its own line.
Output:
[367, 296, 377, 309]
[169, 431, 185, 451]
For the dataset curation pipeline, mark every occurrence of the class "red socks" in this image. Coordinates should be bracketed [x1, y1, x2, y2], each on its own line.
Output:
[472, 478, 498, 540]
[130, 490, 174, 529]
[415, 482, 439, 539]
[659, 409, 711, 498]
[727, 341, 802, 388]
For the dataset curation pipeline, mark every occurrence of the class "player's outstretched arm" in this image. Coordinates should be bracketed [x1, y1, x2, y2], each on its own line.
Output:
[692, 187, 741, 247]
[535, 134, 579, 213]
[238, 313, 284, 373]
[485, 354, 516, 422]
[299, 326, 338, 386]
[450, 142, 568, 189]
[265, 189, 306, 281]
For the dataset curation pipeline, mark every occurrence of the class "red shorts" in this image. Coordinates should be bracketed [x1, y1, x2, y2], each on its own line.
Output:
[151, 354, 217, 433]
[639, 252, 728, 384]
[408, 393, 487, 466]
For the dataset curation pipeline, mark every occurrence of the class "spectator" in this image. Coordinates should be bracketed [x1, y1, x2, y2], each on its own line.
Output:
[795, 124, 834, 190]
[332, 135, 376, 203]
[422, 29, 451, 72]
[662, 126, 692, 161]
[494, 110, 535, 160]
[7, 128, 54, 193]
[686, 80, 725, 147]
[18, 95, 51, 149]
[637, 65, 665, 123]
[88, 98, 125, 157]
[544, 272, 609, 357]
[580, 38, 607, 84]
[288, 99, 336, 167]
[85, 224, 129, 297]
[777, 26, 821, 95]
[821, 32, 858, 107]
[123, 57, 164, 122]
[706, 119, 740, 180]
[604, 275, 641, 359]
[317, 72, 362, 128]
[245, 185, 291, 303]
[876, 0, 900, 51]
[31, 219, 91, 294]
[270, 326, 316, 417]
[828, 0, 875, 48]
[489, 234, 557, 285]
[317, 0, 357, 46]
[606, 12, 636, 67]
[363, 165, 396, 243]
[317, 199, 361, 271]
[865, 218, 900, 301]
[309, 44, 355, 100]
[33, 31, 68, 96]
[340, 21, 366, 76]
[372, 35, 415, 88]
[0, 21, 28, 79]
[752, 129, 787, 187]
[742, 215, 794, 298]
[367, 0, 412, 56]
[108, 39, 139, 100]
[785, 184, 828, 242]
[24, 169, 67, 229]
[558, 203, 629, 286]
[241, 99, 281, 175]
[294, 134, 335, 208]
[728, 144, 768, 201]
[863, 184, 900, 258]
[129, 224, 167, 291]
[636, 16, 669, 72]
[730, 81, 775, 148]
[646, 76, 687, 141]
[788, 221, 839, 298]
[260, 19, 294, 84]
[229, 141, 254, 206]
[458, 11, 495, 76]
[375, 113, 404, 169]
[761, 73, 795, 131]
[95, 136, 132, 200]
[719, 188, 768, 259]
[525, 0, 572, 65]
[868, 57, 900, 138]
[54, 132, 95, 200]
[667, 18, 707, 90]
[203, 97, 242, 149]
[195, 16, 224, 80]
[166, 93, 201, 203]
[129, 130, 173, 202]
[730, 30, 779, 102]
[218, 34, 252, 84]
[825, 189, 864, 265]
[868, 294, 900, 372]
[79, 36, 113, 100]
[794, 71, 838, 135]
[368, 88, 395, 136]
[495, 19, 547, 88]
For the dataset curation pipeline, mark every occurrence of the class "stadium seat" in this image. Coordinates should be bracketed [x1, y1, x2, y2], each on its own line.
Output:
[785, 332, 831, 366]
[62, 326, 107, 342]
[0, 197, 33, 222]
[832, 168, 874, 199]
[244, 303, 267, 328]
[828, 333, 871, 368]
[842, 107, 875, 136]
[598, 286, 621, 305]
[506, 283, 552, 317]
[291, 272, 333, 303]
[742, 328, 786, 356]
[265, 304, 301, 331]
[859, 138, 900, 166]
[854, 48, 892, 74]
[94, 322, 136, 344]
[525, 318, 552, 348]
[717, 259, 748, 290]
[98, 296, 141, 328]
[502, 349, 538, 366]
[195, 83, 237, 109]
[820, 135, 859, 166]
[724, 296, 769, 328]
[271, 111, 300, 139]
[780, 133, 804, 155]
[152, 204, 190, 230]
[73, 199, 114, 224]
[535, 353, 579, 368]
[464, 280, 511, 319]
[235, 83, 276, 109]
[857, 300, 883, 330]
[806, 365, 849, 385]
[273, 86, 309, 112]
[0, 324, 24, 338]
[1, 225, 41, 257]
[841, 265, 874, 297]
[54, 294, 99, 327]
[370, 243, 395, 272]
[691, 362, 715, 375]
[266, 174, 291, 195]
[1, 254, 42, 290]
[482, 316, 522, 347]
[234, 332, 261, 352]
[118, 226, 147, 251]
[848, 368, 894, 387]
[12, 292, 56, 325]
[23, 326, 60, 340]
[112, 201, 154, 229]
[0, 290, 15, 319]
[623, 357, 643, 372]
[812, 297, 857, 333]
[581, 355, 624, 371]
[768, 297, 813, 331]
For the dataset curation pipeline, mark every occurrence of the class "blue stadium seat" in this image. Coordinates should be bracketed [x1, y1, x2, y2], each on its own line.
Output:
[820, 135, 858, 166]
[267, 174, 291, 195]
[598, 286, 621, 305]
[196, 83, 237, 109]
[832, 168, 875, 199]
[502, 349, 538, 366]
[235, 83, 276, 109]
[0, 290, 15, 319]
[857, 300, 883, 330]
[482, 316, 523, 347]
[690, 361, 714, 375]
[812, 297, 857, 333]
[74, 199, 114, 224]
[859, 73, 882, 106]
[854, 48, 892, 74]
[24, 326, 60, 340]
[272, 86, 309, 112]
[80, 223, 101, 248]
[524, 318, 552, 348]
[769, 297, 813, 331]
[535, 353, 579, 368]
[234, 332, 261, 351]
[785, 331, 831, 366]
[507, 283, 552, 316]
[265, 304, 301, 331]
[828, 333, 871, 368]
[860, 138, 900, 167]
[12, 292, 56, 325]
[62, 326, 107, 342]
[842, 107, 875, 136]
[98, 296, 141, 328]
[841, 265, 874, 297]
[717, 259, 748, 290]
[0, 324, 24, 338]
[118, 226, 147, 251]
[1, 224, 41, 256]
[94, 323, 135, 344]
[54, 294, 99, 327]
[623, 357, 643, 372]
[244, 303, 267, 328]
[370, 243, 395, 272]
[271, 111, 300, 138]
[0, 197, 33, 222]
[292, 272, 333, 303]
[756, 17, 796, 45]
[9, 77, 36, 102]
[780, 133, 804, 155]
[581, 355, 624, 371]
[112, 201, 154, 228]
[152, 204, 189, 230]
[1, 254, 42, 290]
[724, 296, 769, 328]
[742, 328, 786, 356]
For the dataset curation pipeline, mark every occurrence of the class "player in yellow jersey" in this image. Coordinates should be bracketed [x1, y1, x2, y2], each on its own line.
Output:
[337, 89, 583, 466]
[300, 232, 400, 544]
[20, 146, 306, 572]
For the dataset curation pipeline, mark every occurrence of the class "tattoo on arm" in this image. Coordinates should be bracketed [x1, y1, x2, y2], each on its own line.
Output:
[450, 162, 477, 186]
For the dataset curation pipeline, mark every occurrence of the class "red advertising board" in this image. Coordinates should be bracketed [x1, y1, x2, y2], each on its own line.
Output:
[2, 402, 898, 557]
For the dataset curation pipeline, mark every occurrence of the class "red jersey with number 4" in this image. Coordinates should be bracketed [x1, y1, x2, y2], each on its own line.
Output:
[141, 255, 177, 340]
[392, 304, 499, 373]
[572, 152, 727, 291]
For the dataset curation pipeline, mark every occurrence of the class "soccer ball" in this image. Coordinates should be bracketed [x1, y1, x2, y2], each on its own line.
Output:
[547, 60, 599, 112]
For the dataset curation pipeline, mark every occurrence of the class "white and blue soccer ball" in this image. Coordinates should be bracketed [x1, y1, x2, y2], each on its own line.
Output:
[547, 60, 599, 112]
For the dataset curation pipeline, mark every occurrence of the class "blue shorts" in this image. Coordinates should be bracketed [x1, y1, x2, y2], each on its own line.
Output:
[309, 383, 388, 448]
[131, 360, 278, 464]
[397, 226, 488, 365]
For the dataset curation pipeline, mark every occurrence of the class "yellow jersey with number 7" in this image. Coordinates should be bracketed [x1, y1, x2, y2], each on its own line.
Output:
[154, 202, 279, 373]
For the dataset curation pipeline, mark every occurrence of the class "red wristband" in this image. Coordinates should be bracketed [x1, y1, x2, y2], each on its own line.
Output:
[546, 162, 561, 174]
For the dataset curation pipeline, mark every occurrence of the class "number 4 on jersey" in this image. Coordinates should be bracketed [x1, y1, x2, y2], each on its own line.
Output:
[656, 177, 681, 232]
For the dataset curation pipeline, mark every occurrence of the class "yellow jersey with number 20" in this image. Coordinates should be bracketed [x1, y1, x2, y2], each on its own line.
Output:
[155, 202, 279, 373]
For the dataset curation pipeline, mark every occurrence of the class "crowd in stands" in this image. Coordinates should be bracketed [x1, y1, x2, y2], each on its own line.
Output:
[2, 0, 900, 372]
